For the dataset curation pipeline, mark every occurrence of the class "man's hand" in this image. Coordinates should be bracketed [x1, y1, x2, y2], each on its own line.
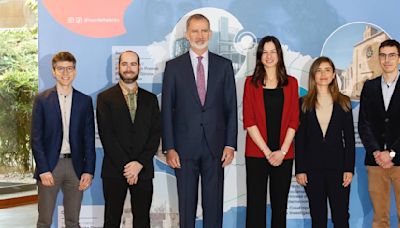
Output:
[79, 173, 93, 191]
[127, 176, 138, 185]
[124, 161, 143, 184]
[296, 173, 308, 186]
[166, 149, 181, 169]
[374, 151, 394, 168]
[221, 147, 234, 167]
[342, 172, 353, 187]
[39, 172, 55, 186]
[268, 150, 285, 166]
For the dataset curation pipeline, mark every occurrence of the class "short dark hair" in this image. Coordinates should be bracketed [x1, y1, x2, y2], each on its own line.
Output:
[118, 50, 140, 65]
[186, 14, 210, 30]
[52, 52, 76, 69]
[379, 39, 400, 54]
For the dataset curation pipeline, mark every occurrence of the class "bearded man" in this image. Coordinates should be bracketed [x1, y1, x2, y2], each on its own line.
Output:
[96, 51, 161, 228]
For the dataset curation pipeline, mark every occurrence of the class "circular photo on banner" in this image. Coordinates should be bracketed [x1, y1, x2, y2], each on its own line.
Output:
[321, 22, 391, 100]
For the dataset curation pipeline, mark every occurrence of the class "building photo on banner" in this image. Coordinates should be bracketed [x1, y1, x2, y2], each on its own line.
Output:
[1, 0, 398, 227]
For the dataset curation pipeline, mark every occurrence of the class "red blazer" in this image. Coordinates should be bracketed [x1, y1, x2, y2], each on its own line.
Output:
[243, 75, 299, 158]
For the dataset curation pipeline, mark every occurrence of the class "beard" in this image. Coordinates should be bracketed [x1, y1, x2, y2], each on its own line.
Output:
[119, 71, 138, 84]
[189, 40, 209, 51]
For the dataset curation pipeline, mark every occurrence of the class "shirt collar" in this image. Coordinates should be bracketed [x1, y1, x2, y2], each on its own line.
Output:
[119, 81, 138, 96]
[189, 49, 208, 62]
[56, 87, 73, 97]
[381, 71, 400, 87]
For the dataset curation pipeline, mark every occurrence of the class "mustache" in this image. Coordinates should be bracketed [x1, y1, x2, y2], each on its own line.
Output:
[123, 71, 135, 74]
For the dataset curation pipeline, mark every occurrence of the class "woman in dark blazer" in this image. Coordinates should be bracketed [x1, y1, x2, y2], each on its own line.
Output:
[243, 36, 299, 228]
[295, 56, 355, 228]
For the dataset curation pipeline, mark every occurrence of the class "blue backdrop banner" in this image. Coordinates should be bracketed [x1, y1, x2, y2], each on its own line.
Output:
[38, 0, 400, 227]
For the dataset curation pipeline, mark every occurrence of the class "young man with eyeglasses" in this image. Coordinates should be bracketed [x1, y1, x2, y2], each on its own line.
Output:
[359, 39, 400, 228]
[31, 51, 96, 228]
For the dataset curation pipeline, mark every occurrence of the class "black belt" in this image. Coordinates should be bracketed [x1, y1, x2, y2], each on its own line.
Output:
[59, 153, 72, 158]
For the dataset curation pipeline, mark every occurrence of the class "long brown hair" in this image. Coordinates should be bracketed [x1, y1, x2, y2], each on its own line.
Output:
[302, 56, 351, 112]
[251, 36, 288, 88]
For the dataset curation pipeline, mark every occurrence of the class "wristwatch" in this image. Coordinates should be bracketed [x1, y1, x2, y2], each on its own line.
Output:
[281, 149, 287, 156]
[389, 150, 396, 158]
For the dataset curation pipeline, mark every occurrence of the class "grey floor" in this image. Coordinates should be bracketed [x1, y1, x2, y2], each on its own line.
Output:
[0, 204, 37, 228]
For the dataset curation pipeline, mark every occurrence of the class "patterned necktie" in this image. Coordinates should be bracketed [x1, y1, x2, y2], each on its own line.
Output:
[196, 56, 206, 106]
[127, 92, 137, 123]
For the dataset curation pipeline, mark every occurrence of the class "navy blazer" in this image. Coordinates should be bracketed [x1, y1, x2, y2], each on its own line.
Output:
[31, 87, 95, 179]
[162, 52, 238, 158]
[359, 75, 400, 165]
[295, 98, 355, 174]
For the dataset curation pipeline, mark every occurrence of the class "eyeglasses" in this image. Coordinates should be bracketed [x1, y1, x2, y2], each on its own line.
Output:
[379, 53, 399, 60]
[55, 66, 75, 73]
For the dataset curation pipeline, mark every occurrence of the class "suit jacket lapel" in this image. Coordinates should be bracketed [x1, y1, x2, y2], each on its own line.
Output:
[386, 75, 400, 115]
[204, 52, 217, 107]
[311, 102, 336, 139]
[375, 76, 387, 114]
[114, 84, 136, 127]
[256, 82, 266, 128]
[69, 88, 78, 133]
[324, 103, 337, 139]
[50, 86, 62, 124]
[133, 88, 143, 128]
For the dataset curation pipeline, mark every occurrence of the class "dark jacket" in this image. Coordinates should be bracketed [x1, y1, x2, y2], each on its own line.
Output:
[97, 85, 161, 180]
[295, 97, 355, 174]
[359, 76, 400, 166]
[31, 87, 95, 179]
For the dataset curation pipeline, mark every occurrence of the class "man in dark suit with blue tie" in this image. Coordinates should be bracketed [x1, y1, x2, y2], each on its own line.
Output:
[31, 52, 95, 228]
[162, 14, 238, 228]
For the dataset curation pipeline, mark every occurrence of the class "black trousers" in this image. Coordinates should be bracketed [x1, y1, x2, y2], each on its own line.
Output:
[245, 157, 293, 228]
[305, 172, 350, 228]
[102, 178, 153, 228]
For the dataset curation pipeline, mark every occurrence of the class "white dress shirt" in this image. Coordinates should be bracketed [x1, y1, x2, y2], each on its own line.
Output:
[57, 91, 72, 155]
[381, 72, 399, 111]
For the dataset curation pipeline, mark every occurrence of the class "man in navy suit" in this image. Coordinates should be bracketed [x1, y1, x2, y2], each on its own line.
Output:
[359, 39, 400, 228]
[31, 52, 95, 228]
[162, 14, 238, 228]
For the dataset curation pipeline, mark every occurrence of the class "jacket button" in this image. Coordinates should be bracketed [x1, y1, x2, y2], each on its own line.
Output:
[385, 118, 389, 123]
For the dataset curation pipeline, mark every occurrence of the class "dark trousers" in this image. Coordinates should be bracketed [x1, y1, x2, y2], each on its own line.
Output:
[175, 136, 224, 228]
[245, 157, 293, 228]
[305, 172, 350, 228]
[102, 178, 153, 228]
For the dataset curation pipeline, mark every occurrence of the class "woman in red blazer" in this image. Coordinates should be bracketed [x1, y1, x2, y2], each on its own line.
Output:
[243, 36, 299, 228]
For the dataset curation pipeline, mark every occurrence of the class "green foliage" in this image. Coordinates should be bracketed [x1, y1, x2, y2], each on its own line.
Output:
[0, 28, 38, 172]
[25, 0, 38, 35]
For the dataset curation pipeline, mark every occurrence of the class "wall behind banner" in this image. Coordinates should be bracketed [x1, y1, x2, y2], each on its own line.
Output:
[38, 0, 400, 227]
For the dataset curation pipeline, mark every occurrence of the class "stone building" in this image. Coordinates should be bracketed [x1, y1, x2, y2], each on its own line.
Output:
[340, 25, 389, 98]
